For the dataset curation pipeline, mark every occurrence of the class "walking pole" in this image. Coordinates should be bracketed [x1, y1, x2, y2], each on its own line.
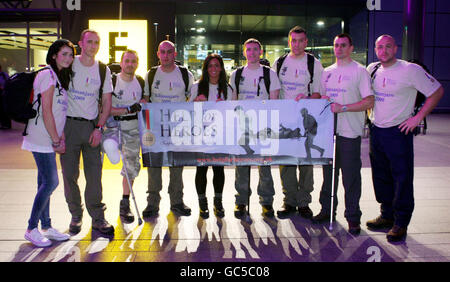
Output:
[329, 112, 338, 231]
[118, 122, 143, 226]
[245, 166, 252, 224]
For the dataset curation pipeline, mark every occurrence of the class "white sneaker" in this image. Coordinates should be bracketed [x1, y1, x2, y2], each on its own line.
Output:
[25, 228, 52, 247]
[42, 228, 70, 241]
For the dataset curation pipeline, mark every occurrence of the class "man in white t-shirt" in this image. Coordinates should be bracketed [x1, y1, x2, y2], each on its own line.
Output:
[102, 50, 145, 224]
[229, 38, 280, 219]
[272, 26, 324, 219]
[312, 34, 374, 235]
[60, 29, 114, 236]
[142, 40, 194, 218]
[366, 35, 444, 242]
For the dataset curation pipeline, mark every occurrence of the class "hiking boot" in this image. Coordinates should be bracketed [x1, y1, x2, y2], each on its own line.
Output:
[199, 198, 209, 219]
[92, 219, 115, 235]
[348, 221, 361, 235]
[298, 206, 313, 219]
[213, 197, 225, 218]
[277, 204, 298, 219]
[386, 225, 407, 242]
[234, 204, 248, 219]
[311, 211, 335, 224]
[120, 198, 135, 224]
[366, 216, 394, 231]
[261, 204, 274, 218]
[69, 216, 82, 235]
[142, 204, 159, 218]
[171, 203, 192, 216]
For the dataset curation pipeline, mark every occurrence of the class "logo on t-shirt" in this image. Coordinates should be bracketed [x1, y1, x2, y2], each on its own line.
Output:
[154, 80, 160, 89]
[281, 67, 288, 76]
[424, 72, 435, 83]
[239, 76, 245, 85]
[116, 90, 124, 99]
[325, 73, 332, 83]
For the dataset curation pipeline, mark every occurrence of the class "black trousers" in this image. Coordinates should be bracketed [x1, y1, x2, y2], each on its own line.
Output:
[195, 166, 225, 197]
[369, 124, 414, 228]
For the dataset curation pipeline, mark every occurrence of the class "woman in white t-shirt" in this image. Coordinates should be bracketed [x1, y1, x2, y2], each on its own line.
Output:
[22, 39, 75, 247]
[189, 54, 232, 219]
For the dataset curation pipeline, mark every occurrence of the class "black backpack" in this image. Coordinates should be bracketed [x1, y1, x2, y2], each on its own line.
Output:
[1, 67, 52, 136]
[234, 65, 271, 98]
[146, 65, 189, 101]
[276, 52, 315, 95]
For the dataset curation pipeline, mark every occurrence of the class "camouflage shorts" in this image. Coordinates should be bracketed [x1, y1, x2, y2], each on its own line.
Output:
[102, 125, 141, 180]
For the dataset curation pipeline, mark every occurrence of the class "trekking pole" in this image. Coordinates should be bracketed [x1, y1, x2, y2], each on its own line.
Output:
[118, 122, 143, 226]
[329, 112, 338, 231]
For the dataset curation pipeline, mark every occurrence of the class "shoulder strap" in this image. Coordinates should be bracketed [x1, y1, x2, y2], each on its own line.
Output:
[235, 66, 244, 97]
[111, 73, 118, 97]
[370, 62, 382, 81]
[136, 75, 145, 93]
[178, 65, 189, 94]
[306, 53, 315, 96]
[262, 65, 271, 98]
[276, 53, 289, 77]
[98, 61, 107, 109]
[147, 66, 158, 99]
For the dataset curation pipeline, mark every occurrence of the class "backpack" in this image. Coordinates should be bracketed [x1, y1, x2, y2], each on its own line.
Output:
[146, 65, 189, 101]
[276, 52, 315, 95]
[1, 67, 52, 136]
[234, 65, 271, 98]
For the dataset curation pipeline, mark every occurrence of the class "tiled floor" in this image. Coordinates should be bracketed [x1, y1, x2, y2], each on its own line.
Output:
[0, 114, 449, 262]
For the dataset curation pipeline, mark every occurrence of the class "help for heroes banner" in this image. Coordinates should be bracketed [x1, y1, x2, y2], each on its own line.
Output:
[138, 99, 334, 167]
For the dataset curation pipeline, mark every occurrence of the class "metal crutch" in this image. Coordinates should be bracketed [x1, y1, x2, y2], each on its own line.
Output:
[329, 112, 338, 231]
[118, 122, 143, 225]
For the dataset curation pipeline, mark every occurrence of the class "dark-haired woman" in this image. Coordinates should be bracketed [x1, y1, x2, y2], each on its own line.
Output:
[22, 39, 75, 247]
[189, 54, 233, 219]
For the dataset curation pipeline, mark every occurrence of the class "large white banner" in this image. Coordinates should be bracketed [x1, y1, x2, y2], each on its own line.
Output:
[138, 99, 334, 166]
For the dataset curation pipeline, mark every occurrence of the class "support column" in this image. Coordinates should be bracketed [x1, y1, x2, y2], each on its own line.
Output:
[402, 0, 425, 61]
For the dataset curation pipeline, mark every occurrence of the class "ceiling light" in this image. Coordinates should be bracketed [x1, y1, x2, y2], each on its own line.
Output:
[195, 20, 203, 24]
[317, 21, 325, 27]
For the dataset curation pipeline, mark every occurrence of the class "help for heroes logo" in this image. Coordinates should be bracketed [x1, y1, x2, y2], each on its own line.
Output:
[67, 0, 81, 11]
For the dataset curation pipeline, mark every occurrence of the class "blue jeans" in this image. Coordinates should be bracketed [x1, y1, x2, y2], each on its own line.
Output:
[27, 152, 59, 230]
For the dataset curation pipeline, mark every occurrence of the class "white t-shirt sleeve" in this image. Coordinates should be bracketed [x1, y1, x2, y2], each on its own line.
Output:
[188, 82, 199, 102]
[358, 66, 374, 99]
[312, 59, 324, 93]
[409, 63, 441, 97]
[102, 66, 113, 94]
[269, 69, 281, 92]
[229, 70, 237, 96]
[35, 68, 57, 95]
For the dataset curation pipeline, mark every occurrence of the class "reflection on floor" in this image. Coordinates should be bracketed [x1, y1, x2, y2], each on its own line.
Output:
[1, 114, 450, 262]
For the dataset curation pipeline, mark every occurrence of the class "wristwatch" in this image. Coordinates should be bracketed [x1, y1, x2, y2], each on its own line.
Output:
[95, 124, 104, 133]
[341, 105, 348, 112]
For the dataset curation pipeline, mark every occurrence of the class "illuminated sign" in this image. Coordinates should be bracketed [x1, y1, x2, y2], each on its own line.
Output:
[89, 20, 148, 77]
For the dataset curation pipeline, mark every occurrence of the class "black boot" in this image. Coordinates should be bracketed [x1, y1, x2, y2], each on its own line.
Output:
[214, 197, 225, 218]
[199, 197, 209, 219]
[120, 198, 135, 224]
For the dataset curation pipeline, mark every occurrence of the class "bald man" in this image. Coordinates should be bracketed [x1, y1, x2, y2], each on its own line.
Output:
[366, 35, 444, 242]
[142, 40, 194, 218]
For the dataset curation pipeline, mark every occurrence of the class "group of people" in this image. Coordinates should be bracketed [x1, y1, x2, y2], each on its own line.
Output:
[20, 25, 443, 248]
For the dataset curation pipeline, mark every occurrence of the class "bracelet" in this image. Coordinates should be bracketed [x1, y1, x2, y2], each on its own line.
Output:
[51, 141, 60, 148]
